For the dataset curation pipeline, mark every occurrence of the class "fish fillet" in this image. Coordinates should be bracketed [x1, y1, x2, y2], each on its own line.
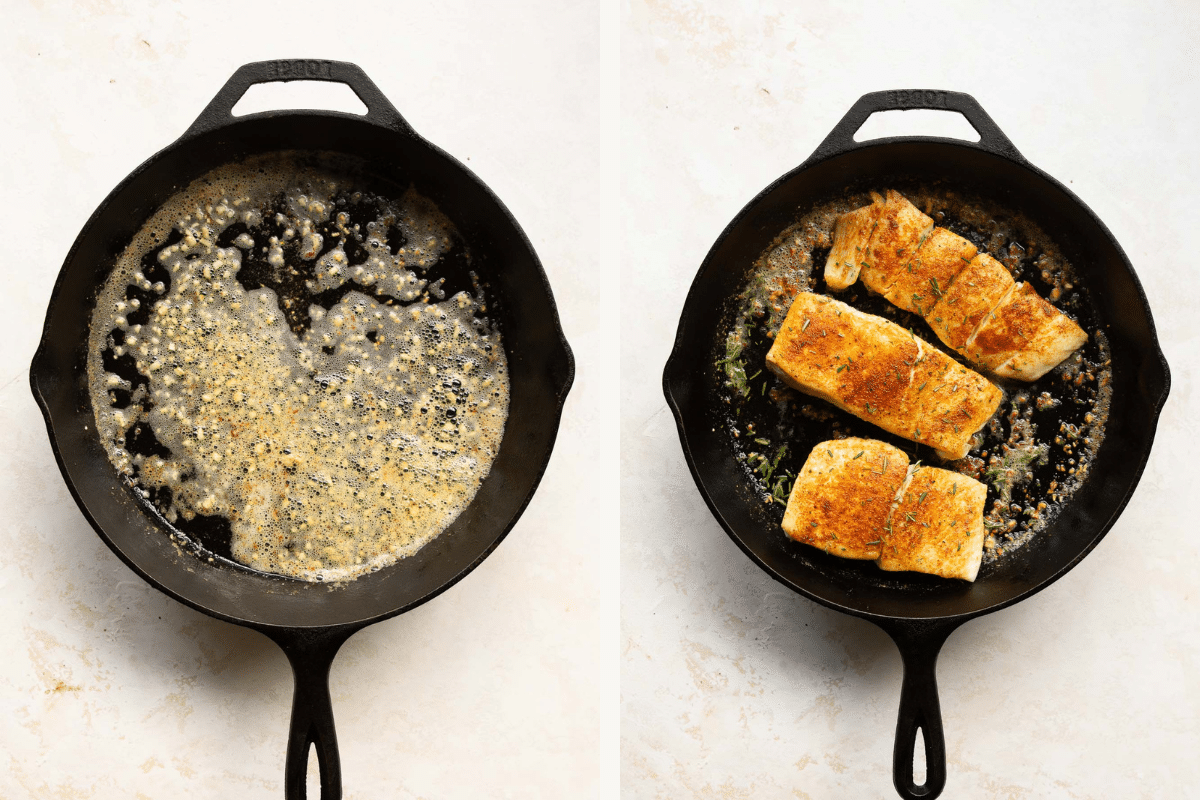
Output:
[782, 437, 908, 560]
[766, 292, 1002, 460]
[899, 226, 978, 316]
[926, 252, 1015, 352]
[823, 194, 884, 290]
[860, 190, 934, 296]
[973, 283, 1089, 380]
[827, 190, 1088, 380]
[908, 348, 1003, 458]
[780, 439, 990, 580]
[877, 465, 988, 581]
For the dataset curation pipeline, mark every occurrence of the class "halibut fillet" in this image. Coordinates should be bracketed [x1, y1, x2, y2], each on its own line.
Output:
[824, 193, 884, 290]
[859, 190, 935, 296]
[968, 282, 1089, 380]
[781, 440, 991, 581]
[766, 292, 1002, 460]
[823, 190, 1088, 380]
[782, 437, 908, 560]
[877, 465, 989, 581]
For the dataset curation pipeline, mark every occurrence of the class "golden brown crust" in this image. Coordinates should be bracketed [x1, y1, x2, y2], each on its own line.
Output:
[766, 293, 924, 439]
[926, 253, 1015, 352]
[861, 190, 934, 295]
[782, 438, 909, 559]
[825, 190, 1087, 382]
[904, 227, 979, 316]
[766, 292, 886, 409]
[877, 466, 988, 581]
[964, 282, 1037, 369]
[909, 338, 1004, 460]
[832, 322, 925, 441]
[766, 293, 1001, 460]
[991, 286, 1088, 380]
[869, 225, 977, 316]
[824, 199, 884, 291]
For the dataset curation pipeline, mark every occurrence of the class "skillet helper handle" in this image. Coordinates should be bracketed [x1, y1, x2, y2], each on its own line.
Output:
[878, 618, 964, 800]
[811, 90, 1024, 163]
[267, 627, 357, 800]
[182, 59, 414, 138]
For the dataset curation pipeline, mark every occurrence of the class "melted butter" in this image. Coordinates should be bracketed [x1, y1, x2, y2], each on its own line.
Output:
[87, 155, 509, 582]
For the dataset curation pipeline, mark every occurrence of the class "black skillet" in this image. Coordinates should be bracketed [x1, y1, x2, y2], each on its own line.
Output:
[663, 90, 1169, 799]
[30, 60, 573, 799]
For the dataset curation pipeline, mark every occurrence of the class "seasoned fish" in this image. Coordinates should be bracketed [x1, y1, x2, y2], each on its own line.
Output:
[969, 283, 1089, 380]
[782, 438, 908, 559]
[778, 438, 989, 580]
[766, 292, 1002, 460]
[823, 194, 884, 290]
[903, 227, 979, 316]
[908, 348, 1003, 459]
[925, 252, 1015, 352]
[877, 465, 988, 581]
[827, 190, 1088, 380]
[860, 190, 934, 296]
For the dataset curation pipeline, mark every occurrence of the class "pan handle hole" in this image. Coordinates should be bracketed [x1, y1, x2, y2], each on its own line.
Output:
[913, 726, 927, 786]
[853, 109, 980, 143]
[232, 81, 368, 117]
[307, 742, 320, 798]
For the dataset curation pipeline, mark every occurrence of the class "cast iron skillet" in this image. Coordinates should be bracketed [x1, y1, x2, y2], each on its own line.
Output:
[663, 90, 1169, 799]
[30, 60, 574, 799]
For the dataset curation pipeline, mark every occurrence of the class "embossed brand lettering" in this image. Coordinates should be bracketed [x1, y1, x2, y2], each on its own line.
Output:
[888, 90, 947, 108]
[267, 59, 333, 79]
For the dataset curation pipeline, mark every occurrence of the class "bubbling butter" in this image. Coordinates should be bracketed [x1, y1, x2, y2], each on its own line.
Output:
[87, 154, 509, 582]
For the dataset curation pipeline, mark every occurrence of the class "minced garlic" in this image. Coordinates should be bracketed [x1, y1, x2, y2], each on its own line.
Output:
[87, 154, 509, 582]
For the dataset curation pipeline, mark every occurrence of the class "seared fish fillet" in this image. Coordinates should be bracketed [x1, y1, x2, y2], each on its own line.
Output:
[926, 253, 1015, 352]
[824, 194, 884, 290]
[971, 283, 1089, 380]
[780, 439, 989, 580]
[877, 465, 988, 581]
[766, 292, 1002, 459]
[860, 190, 934, 296]
[908, 349, 1002, 459]
[782, 438, 908, 559]
[900, 227, 979, 316]
[828, 190, 1088, 380]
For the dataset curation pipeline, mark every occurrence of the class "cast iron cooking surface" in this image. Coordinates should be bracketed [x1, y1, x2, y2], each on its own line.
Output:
[663, 90, 1168, 799]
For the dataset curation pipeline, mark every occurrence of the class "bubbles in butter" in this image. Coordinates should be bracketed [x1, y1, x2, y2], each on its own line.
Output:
[87, 154, 509, 582]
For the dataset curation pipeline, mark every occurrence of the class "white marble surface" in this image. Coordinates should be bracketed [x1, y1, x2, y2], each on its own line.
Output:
[1, 2, 616, 798]
[621, 2, 1199, 799]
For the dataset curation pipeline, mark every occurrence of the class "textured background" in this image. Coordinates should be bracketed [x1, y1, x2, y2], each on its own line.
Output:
[620, 1, 1198, 798]
[1, 2, 617, 798]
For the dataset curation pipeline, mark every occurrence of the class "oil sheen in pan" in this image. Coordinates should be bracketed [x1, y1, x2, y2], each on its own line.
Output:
[716, 184, 1112, 568]
[86, 152, 510, 583]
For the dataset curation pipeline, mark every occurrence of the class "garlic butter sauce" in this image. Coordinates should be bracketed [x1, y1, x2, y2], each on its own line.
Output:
[87, 154, 510, 582]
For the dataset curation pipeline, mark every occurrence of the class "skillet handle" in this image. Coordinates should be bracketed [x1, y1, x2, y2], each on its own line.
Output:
[181, 60, 414, 139]
[877, 618, 964, 800]
[810, 90, 1024, 163]
[266, 626, 358, 800]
